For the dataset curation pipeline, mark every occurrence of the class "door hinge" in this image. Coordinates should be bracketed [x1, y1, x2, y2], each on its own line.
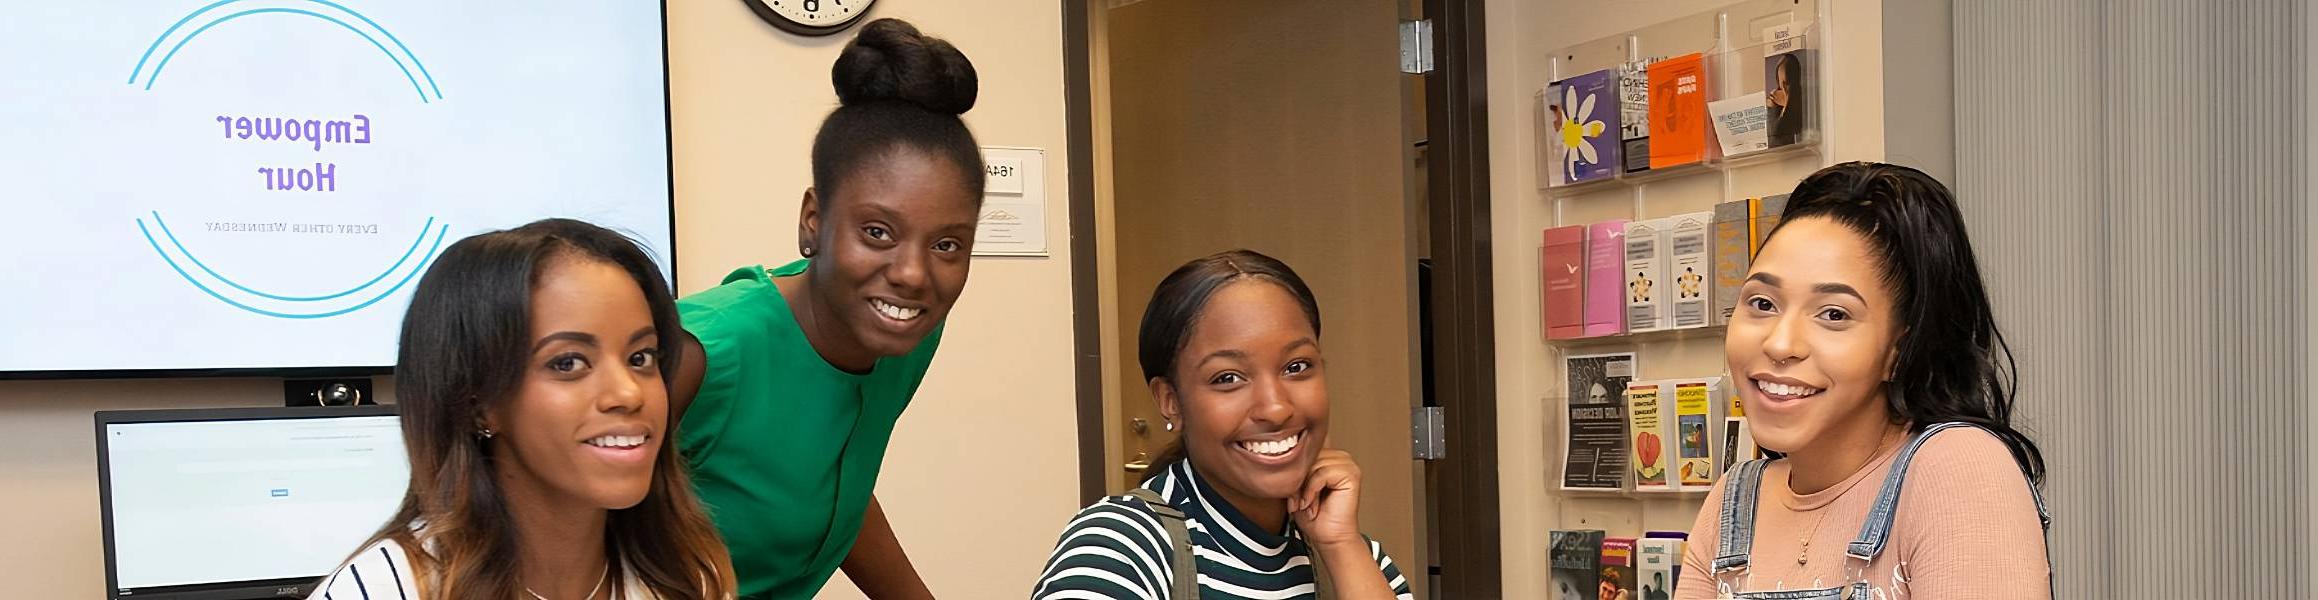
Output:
[1412, 406, 1446, 460]
[1399, 19, 1434, 74]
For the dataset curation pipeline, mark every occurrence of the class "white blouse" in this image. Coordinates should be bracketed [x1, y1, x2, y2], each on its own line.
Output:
[308, 537, 661, 600]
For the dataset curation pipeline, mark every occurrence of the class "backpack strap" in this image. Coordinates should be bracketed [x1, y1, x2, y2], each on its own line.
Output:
[1124, 488, 1201, 600]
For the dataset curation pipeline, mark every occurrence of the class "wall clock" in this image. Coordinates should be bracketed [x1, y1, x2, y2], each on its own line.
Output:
[744, 0, 875, 37]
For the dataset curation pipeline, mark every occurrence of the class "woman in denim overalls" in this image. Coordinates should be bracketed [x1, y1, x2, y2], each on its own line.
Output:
[1675, 163, 2052, 599]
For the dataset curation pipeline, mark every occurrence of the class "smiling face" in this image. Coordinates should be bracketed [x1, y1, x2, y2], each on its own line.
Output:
[485, 256, 669, 511]
[1724, 216, 1903, 455]
[1155, 280, 1329, 508]
[800, 148, 981, 367]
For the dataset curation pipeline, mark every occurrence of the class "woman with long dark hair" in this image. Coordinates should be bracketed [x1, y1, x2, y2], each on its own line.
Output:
[311, 219, 735, 599]
[1765, 53, 1806, 147]
[1031, 250, 1415, 599]
[1676, 163, 2050, 599]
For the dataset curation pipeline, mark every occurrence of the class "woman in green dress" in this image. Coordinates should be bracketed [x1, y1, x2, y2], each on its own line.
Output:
[669, 18, 984, 600]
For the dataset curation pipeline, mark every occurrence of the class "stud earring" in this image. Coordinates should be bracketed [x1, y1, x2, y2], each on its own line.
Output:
[1163, 420, 1174, 432]
[478, 428, 496, 439]
[801, 245, 815, 257]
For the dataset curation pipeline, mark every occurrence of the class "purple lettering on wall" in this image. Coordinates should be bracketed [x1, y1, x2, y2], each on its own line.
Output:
[218, 114, 365, 190]
[216, 113, 369, 148]
[257, 163, 336, 192]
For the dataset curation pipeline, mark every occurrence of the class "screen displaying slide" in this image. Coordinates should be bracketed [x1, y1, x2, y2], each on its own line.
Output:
[105, 415, 409, 591]
[0, 1, 672, 373]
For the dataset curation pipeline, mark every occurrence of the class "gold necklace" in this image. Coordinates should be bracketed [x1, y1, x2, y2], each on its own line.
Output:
[523, 563, 609, 600]
[1796, 508, 1830, 566]
[1796, 425, 1902, 567]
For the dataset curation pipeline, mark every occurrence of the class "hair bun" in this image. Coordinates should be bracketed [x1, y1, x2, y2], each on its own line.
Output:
[831, 19, 978, 115]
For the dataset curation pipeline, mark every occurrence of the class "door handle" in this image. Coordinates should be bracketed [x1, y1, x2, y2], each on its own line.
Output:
[1123, 451, 1151, 472]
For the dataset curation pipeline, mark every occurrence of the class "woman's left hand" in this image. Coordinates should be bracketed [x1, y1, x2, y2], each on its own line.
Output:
[1289, 447, 1363, 549]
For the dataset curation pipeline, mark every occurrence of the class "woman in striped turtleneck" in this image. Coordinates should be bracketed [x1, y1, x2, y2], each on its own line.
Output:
[1031, 250, 1413, 600]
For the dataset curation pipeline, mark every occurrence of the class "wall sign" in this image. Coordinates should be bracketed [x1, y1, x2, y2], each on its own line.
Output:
[974, 147, 1048, 257]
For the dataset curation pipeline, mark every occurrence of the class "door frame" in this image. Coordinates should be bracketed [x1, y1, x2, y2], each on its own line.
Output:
[1415, 0, 1501, 596]
[1063, 0, 1106, 503]
[1061, 0, 1499, 594]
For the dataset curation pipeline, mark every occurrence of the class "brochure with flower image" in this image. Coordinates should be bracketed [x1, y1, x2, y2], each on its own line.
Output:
[1548, 69, 1621, 185]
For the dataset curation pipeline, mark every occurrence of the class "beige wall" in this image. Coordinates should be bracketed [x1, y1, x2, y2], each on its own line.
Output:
[0, 1, 1079, 597]
[1481, 0, 1894, 596]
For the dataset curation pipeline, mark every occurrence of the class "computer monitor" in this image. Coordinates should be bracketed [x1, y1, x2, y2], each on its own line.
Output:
[96, 406, 409, 600]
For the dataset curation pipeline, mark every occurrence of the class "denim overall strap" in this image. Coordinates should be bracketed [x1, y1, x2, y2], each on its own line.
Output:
[2019, 437, 2055, 598]
[2027, 469, 2053, 532]
[1842, 422, 1976, 561]
[2034, 479, 2055, 599]
[1712, 458, 1773, 573]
